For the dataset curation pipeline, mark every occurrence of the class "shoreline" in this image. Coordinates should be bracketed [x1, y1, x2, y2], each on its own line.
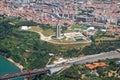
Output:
[7, 58, 24, 71]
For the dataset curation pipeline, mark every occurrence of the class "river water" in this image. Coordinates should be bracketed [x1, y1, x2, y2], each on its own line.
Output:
[0, 55, 23, 80]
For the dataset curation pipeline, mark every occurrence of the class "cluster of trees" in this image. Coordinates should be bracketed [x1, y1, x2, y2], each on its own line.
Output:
[81, 40, 120, 55]
[37, 58, 120, 80]
[0, 16, 58, 70]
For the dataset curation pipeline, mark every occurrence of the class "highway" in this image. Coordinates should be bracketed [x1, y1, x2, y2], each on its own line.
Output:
[66, 51, 120, 65]
[0, 51, 120, 80]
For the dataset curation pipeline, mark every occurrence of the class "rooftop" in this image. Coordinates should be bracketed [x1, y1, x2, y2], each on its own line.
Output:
[86, 62, 107, 69]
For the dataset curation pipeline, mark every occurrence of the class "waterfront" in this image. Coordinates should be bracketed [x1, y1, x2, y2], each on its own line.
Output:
[0, 55, 23, 80]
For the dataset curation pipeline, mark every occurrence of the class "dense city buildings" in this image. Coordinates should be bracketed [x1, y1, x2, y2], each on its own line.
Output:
[0, 0, 120, 26]
[0, 0, 120, 36]
[1, 0, 120, 37]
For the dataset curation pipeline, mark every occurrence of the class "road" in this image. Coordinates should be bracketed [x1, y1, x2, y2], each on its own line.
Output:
[29, 29, 91, 45]
[0, 51, 120, 80]
[66, 51, 120, 65]
[29, 30, 52, 41]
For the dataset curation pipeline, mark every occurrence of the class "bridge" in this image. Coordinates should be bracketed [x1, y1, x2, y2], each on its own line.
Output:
[0, 68, 50, 80]
[0, 50, 120, 80]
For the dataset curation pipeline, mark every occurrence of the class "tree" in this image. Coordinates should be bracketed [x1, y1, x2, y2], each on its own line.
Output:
[90, 36, 95, 43]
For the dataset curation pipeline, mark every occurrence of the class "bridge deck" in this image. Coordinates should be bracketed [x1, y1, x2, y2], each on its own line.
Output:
[0, 68, 50, 80]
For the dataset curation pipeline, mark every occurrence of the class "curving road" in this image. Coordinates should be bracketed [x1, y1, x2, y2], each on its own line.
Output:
[29, 29, 91, 45]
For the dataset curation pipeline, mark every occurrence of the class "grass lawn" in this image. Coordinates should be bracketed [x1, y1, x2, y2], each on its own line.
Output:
[13, 18, 25, 25]
[42, 29, 54, 36]
[29, 26, 54, 36]
[71, 25, 88, 30]
[96, 37, 118, 41]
